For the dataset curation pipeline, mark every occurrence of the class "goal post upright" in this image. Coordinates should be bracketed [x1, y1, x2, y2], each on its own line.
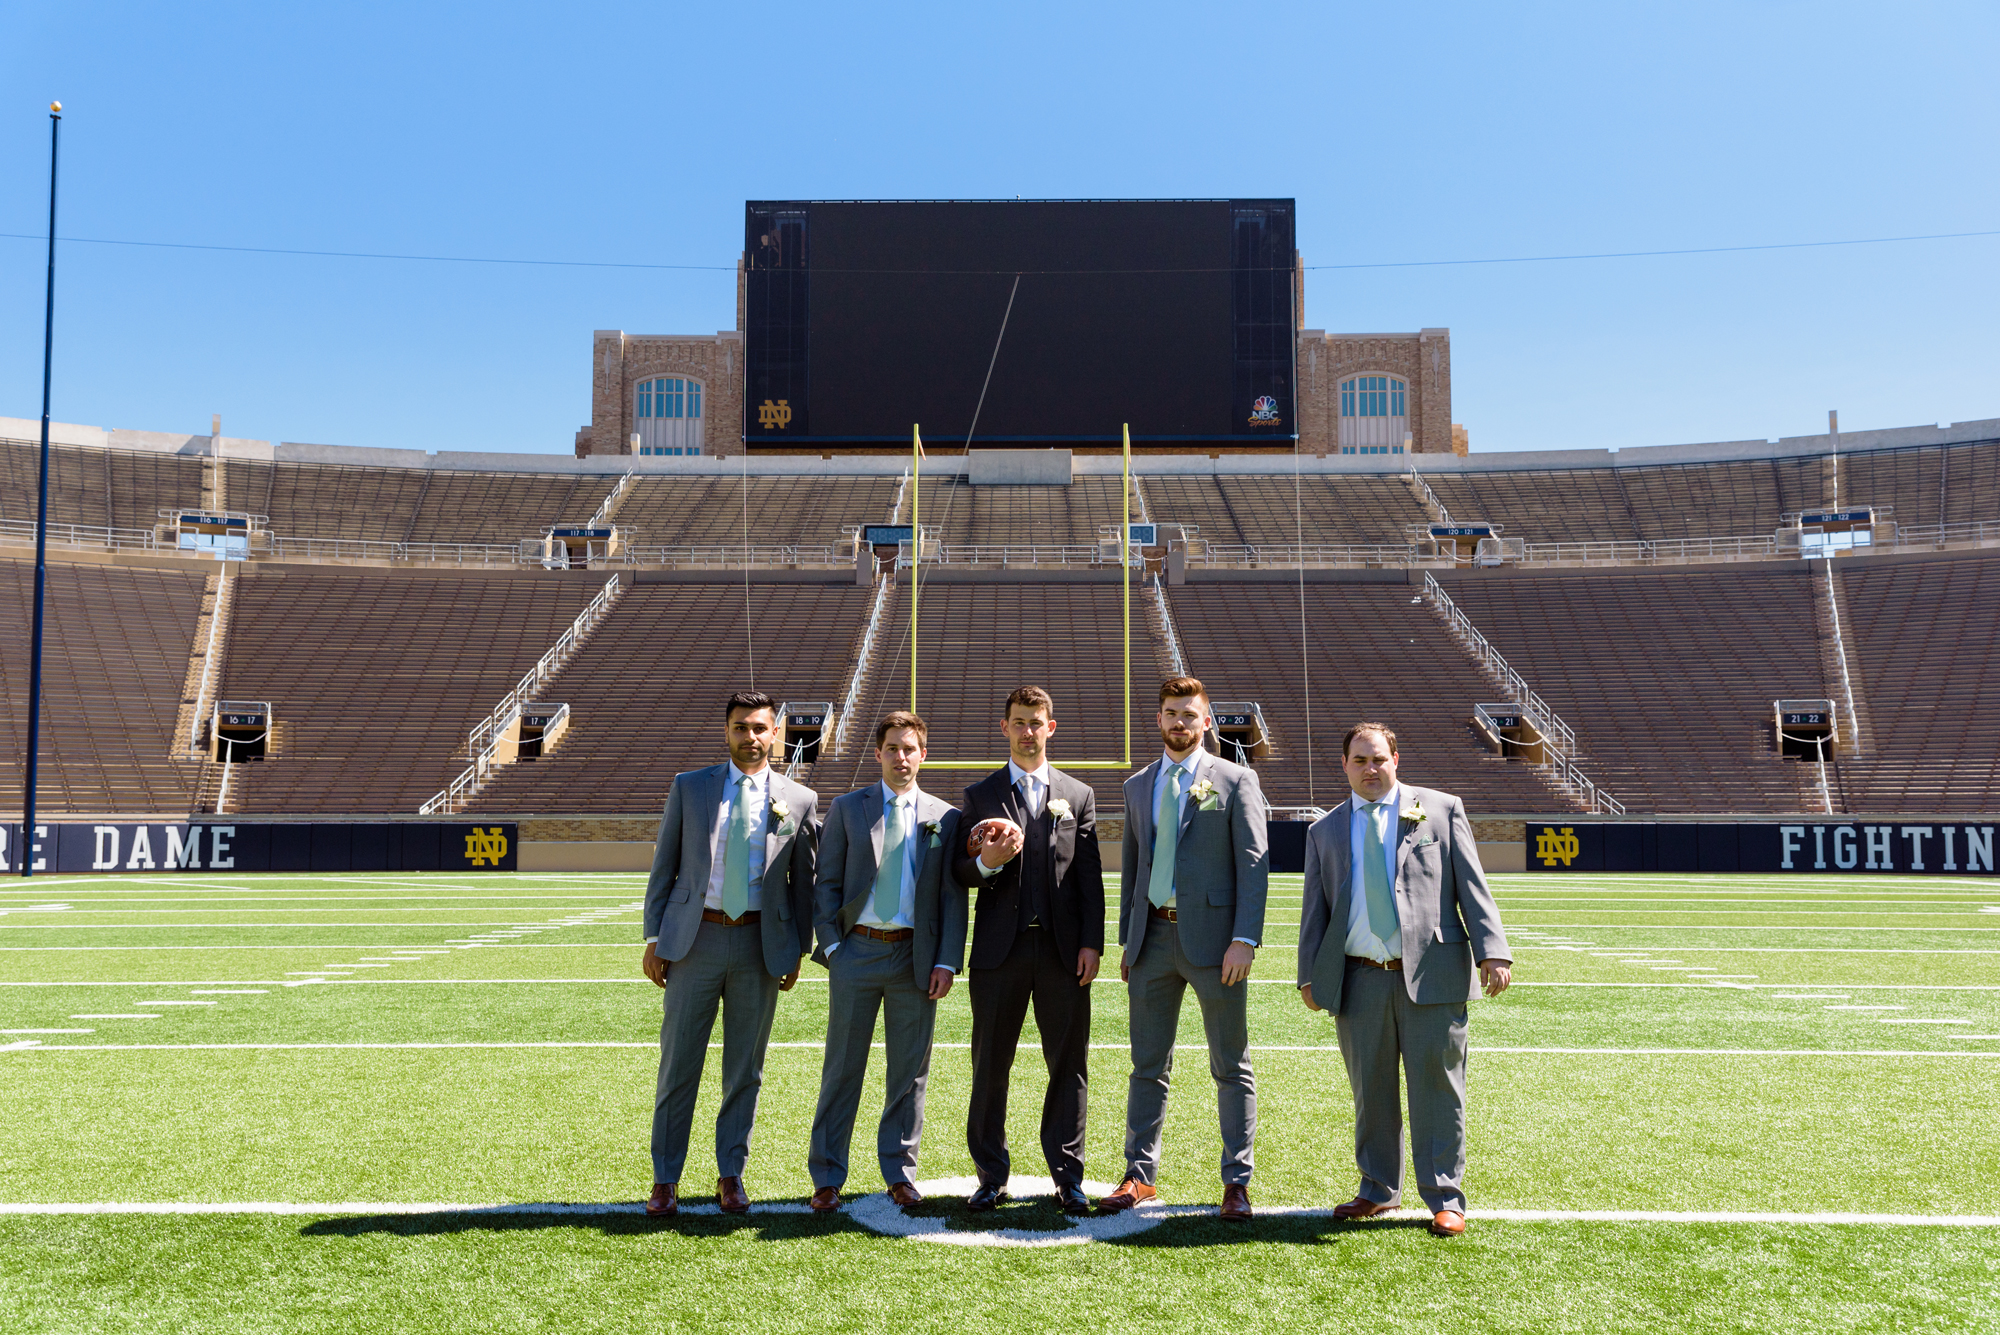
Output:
[898, 421, 1135, 773]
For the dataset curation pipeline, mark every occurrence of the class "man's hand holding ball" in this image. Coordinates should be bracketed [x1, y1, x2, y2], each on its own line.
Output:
[968, 817, 1026, 869]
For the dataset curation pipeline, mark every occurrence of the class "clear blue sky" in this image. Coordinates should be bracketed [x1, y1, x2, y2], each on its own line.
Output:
[4, 0, 1995, 456]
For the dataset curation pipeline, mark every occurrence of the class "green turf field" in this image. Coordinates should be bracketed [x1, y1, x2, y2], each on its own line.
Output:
[3, 869, 1997, 1332]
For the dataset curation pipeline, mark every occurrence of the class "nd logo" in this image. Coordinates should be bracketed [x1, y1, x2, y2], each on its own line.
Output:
[1536, 826, 1580, 867]
[465, 827, 510, 867]
[757, 399, 793, 430]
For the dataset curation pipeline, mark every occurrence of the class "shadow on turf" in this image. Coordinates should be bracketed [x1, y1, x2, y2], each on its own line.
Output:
[298, 1202, 1440, 1248]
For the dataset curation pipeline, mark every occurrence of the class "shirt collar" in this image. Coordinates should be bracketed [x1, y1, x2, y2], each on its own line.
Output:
[1008, 759, 1051, 788]
[879, 781, 917, 809]
[728, 762, 768, 792]
[1349, 782, 1399, 811]
[1161, 749, 1203, 779]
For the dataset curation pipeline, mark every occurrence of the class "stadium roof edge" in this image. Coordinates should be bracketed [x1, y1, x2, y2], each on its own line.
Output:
[3, 413, 1995, 478]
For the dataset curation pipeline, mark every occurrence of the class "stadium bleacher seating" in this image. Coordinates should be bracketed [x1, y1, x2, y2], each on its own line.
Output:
[469, 579, 876, 813]
[1420, 456, 1832, 544]
[1833, 552, 2000, 811]
[1138, 474, 1428, 546]
[214, 569, 604, 812]
[6, 428, 1995, 823]
[1841, 438, 2000, 529]
[833, 577, 1167, 811]
[1438, 566, 1833, 812]
[2, 440, 206, 531]
[222, 459, 618, 545]
[0, 559, 207, 814]
[614, 476, 901, 547]
[1167, 579, 1563, 813]
[909, 475, 1132, 548]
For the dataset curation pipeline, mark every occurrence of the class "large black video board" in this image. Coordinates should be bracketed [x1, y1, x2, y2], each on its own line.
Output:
[742, 200, 1295, 448]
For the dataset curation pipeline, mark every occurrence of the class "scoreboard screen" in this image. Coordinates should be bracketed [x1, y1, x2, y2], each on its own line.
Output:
[743, 199, 1295, 449]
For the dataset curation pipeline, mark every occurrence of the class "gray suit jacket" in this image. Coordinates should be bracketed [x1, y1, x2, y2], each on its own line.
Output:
[812, 785, 969, 988]
[642, 763, 819, 978]
[1297, 784, 1510, 1009]
[1119, 752, 1268, 968]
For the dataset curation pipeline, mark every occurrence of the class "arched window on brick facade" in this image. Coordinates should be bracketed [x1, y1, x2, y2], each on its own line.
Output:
[635, 377, 704, 455]
[1339, 374, 1407, 454]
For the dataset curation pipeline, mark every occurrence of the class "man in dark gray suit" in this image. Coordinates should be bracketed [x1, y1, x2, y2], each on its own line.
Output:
[806, 710, 968, 1212]
[640, 690, 818, 1218]
[1100, 676, 1267, 1221]
[1297, 722, 1512, 1237]
[953, 685, 1105, 1216]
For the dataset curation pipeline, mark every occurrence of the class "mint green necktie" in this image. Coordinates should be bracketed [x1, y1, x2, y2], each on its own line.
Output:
[1148, 763, 1184, 907]
[721, 775, 753, 919]
[1362, 800, 1398, 945]
[872, 795, 907, 922]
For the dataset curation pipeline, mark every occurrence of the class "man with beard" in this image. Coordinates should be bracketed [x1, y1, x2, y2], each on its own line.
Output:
[1099, 676, 1267, 1221]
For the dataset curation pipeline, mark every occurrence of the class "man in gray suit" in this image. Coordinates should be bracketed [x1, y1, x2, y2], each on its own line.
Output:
[1297, 722, 1512, 1237]
[640, 690, 819, 1218]
[806, 710, 968, 1212]
[1100, 676, 1267, 1221]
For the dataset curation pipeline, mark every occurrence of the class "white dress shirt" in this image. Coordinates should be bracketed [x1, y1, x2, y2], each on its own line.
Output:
[704, 762, 771, 912]
[1344, 783, 1403, 963]
[1152, 748, 1256, 947]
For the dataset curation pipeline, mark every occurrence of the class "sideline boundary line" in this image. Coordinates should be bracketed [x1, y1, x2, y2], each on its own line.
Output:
[9, 1041, 1998, 1057]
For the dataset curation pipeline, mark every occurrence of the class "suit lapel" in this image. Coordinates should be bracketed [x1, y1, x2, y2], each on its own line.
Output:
[1329, 795, 1355, 923]
[1130, 760, 1160, 850]
[1392, 787, 1424, 887]
[864, 784, 885, 873]
[701, 764, 729, 878]
[762, 773, 792, 875]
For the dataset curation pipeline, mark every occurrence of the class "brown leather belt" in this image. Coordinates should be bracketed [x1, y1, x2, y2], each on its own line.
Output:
[1150, 905, 1179, 923]
[1348, 954, 1402, 971]
[702, 909, 761, 926]
[850, 924, 913, 942]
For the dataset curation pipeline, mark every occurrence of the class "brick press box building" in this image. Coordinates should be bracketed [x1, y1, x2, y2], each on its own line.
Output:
[578, 199, 1464, 461]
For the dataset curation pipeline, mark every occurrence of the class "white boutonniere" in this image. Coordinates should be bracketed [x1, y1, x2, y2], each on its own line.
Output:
[770, 797, 795, 836]
[1046, 797, 1073, 822]
[922, 819, 943, 848]
[1401, 801, 1427, 825]
[1188, 777, 1221, 811]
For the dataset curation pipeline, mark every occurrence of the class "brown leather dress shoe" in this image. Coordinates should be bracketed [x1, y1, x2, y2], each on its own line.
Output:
[1220, 1183, 1253, 1221]
[645, 1182, 678, 1218]
[887, 1182, 923, 1209]
[809, 1186, 840, 1213]
[1429, 1210, 1466, 1237]
[716, 1176, 750, 1214]
[1096, 1177, 1158, 1213]
[1332, 1195, 1396, 1219]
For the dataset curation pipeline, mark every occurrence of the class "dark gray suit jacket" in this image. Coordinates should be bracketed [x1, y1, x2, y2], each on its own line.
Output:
[950, 765, 1105, 971]
[812, 785, 969, 988]
[1297, 784, 1510, 1009]
[1118, 751, 1268, 968]
[642, 763, 819, 978]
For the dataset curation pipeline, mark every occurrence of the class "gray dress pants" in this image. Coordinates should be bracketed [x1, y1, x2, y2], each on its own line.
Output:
[807, 932, 938, 1190]
[650, 917, 782, 1185]
[1123, 913, 1255, 1187]
[1334, 956, 1470, 1213]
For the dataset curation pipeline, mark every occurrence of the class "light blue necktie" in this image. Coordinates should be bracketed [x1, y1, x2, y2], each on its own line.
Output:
[873, 795, 907, 923]
[721, 775, 753, 919]
[1362, 800, 1398, 945]
[1148, 763, 1184, 907]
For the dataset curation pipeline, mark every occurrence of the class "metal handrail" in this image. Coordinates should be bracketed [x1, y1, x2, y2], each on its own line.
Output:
[421, 574, 624, 814]
[1422, 573, 1624, 815]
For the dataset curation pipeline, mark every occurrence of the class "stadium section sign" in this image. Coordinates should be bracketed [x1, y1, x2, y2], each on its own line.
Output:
[0, 822, 518, 873]
[1526, 821, 1999, 875]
